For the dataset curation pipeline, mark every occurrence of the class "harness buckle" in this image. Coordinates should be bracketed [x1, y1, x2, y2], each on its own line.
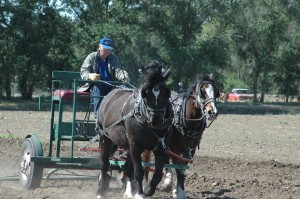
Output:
[159, 137, 167, 149]
[187, 147, 193, 160]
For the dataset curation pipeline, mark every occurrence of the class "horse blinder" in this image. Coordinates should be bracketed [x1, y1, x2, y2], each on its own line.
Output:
[198, 82, 218, 120]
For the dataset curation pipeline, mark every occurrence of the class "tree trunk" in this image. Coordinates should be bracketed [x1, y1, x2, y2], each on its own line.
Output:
[285, 88, 289, 103]
[4, 74, 12, 99]
[19, 75, 33, 100]
[252, 61, 260, 103]
[260, 91, 264, 103]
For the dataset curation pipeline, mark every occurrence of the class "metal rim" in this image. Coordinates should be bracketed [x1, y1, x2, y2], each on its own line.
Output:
[98, 170, 102, 182]
[20, 149, 31, 182]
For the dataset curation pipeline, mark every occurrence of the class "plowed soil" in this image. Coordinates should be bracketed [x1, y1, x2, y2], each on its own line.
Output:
[0, 111, 300, 199]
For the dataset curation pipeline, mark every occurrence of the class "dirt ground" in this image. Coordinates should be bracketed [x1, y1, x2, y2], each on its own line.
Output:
[0, 111, 300, 199]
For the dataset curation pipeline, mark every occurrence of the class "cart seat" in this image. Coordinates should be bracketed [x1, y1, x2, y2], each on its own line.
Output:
[53, 89, 90, 102]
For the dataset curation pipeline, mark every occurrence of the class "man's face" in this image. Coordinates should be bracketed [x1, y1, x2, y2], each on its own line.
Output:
[99, 45, 111, 58]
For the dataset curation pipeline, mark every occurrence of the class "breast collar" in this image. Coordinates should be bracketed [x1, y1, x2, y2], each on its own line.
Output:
[172, 95, 206, 139]
[133, 91, 172, 130]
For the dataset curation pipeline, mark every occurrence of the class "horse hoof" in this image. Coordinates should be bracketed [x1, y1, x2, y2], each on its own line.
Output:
[162, 183, 173, 192]
[172, 187, 187, 199]
[134, 193, 145, 199]
[144, 184, 155, 197]
[123, 187, 133, 198]
[123, 193, 133, 198]
[96, 194, 101, 199]
[162, 176, 173, 191]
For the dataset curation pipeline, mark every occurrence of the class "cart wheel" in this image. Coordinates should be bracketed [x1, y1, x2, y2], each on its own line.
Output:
[97, 170, 103, 183]
[19, 137, 44, 189]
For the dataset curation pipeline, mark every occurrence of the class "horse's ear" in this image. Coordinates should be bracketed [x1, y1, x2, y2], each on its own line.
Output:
[215, 86, 220, 98]
[163, 68, 171, 81]
[209, 73, 214, 80]
[140, 67, 146, 75]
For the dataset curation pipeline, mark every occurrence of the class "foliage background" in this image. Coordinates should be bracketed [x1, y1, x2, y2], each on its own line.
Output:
[0, 0, 299, 102]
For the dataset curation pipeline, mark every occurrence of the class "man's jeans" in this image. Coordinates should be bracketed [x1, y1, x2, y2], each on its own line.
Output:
[91, 83, 113, 119]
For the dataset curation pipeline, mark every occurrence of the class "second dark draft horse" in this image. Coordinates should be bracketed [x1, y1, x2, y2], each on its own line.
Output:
[96, 60, 172, 199]
[142, 73, 220, 199]
[168, 73, 219, 198]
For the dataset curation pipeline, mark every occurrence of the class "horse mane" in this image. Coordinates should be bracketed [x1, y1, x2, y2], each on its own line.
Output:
[183, 73, 215, 97]
[202, 73, 215, 83]
[140, 60, 165, 90]
[185, 83, 197, 96]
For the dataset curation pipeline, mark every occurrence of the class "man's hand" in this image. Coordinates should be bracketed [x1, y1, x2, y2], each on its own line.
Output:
[88, 73, 100, 80]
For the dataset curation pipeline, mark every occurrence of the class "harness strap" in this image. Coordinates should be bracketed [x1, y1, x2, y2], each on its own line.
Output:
[164, 149, 193, 164]
[173, 96, 205, 139]
[134, 92, 172, 129]
[87, 109, 135, 145]
[101, 109, 135, 136]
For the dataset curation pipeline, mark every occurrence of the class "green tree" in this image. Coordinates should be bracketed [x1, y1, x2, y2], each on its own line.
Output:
[127, 0, 231, 90]
[0, 1, 16, 99]
[219, 0, 299, 102]
[1, 1, 75, 99]
[274, 39, 300, 102]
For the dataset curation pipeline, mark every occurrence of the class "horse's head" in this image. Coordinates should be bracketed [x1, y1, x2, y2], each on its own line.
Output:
[194, 73, 219, 120]
[138, 60, 172, 128]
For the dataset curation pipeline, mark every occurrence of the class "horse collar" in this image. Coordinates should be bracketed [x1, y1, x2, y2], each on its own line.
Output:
[173, 96, 206, 139]
[134, 91, 172, 129]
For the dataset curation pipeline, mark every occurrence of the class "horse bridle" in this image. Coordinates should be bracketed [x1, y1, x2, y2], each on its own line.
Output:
[195, 81, 218, 127]
[134, 84, 172, 130]
[173, 81, 217, 135]
[195, 81, 216, 109]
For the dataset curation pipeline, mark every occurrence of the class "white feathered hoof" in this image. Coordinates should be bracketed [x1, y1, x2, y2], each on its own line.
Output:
[162, 174, 173, 191]
[133, 193, 145, 199]
[162, 169, 174, 191]
[123, 177, 133, 198]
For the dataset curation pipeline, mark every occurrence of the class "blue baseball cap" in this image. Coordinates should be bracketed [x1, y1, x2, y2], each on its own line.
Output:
[99, 38, 113, 49]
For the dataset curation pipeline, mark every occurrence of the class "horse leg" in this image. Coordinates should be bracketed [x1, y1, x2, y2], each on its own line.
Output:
[96, 137, 113, 198]
[129, 146, 144, 199]
[172, 168, 187, 199]
[141, 149, 151, 182]
[144, 150, 167, 197]
[123, 154, 134, 198]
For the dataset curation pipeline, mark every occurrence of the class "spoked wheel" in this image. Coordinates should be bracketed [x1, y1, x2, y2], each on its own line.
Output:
[97, 170, 103, 183]
[19, 137, 44, 189]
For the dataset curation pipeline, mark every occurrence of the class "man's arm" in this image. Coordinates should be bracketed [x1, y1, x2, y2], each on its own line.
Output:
[81, 52, 97, 80]
[115, 68, 130, 83]
[110, 53, 130, 83]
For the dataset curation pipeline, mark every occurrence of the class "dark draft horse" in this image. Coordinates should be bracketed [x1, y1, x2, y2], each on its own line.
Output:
[168, 73, 219, 198]
[142, 73, 219, 198]
[96, 60, 172, 199]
